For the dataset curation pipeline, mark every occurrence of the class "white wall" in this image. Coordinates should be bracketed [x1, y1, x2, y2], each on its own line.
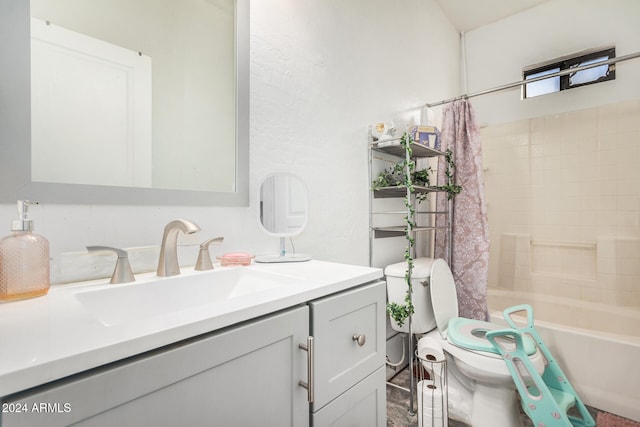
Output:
[463, 0, 640, 125]
[0, 0, 460, 284]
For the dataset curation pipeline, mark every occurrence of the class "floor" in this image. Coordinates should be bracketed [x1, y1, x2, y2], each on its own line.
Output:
[385, 367, 600, 427]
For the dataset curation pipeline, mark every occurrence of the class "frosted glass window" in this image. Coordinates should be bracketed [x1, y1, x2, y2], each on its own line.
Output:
[525, 67, 560, 98]
[523, 47, 615, 99]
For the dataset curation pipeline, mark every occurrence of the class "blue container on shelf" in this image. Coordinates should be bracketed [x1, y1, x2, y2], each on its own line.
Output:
[410, 125, 441, 150]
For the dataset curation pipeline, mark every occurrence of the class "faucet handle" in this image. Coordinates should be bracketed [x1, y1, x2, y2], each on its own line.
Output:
[87, 246, 136, 284]
[195, 237, 224, 271]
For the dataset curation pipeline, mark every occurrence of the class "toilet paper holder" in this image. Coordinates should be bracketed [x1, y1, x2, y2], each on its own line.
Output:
[415, 350, 448, 427]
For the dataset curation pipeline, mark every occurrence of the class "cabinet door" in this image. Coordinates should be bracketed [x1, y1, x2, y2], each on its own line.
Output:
[309, 280, 386, 410]
[312, 366, 386, 427]
[1, 306, 309, 427]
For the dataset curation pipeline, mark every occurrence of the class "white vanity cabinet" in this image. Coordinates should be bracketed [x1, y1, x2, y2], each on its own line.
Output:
[1, 306, 310, 427]
[1, 279, 386, 427]
[310, 280, 387, 426]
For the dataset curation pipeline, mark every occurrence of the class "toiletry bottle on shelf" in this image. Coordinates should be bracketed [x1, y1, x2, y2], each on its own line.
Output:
[0, 201, 50, 301]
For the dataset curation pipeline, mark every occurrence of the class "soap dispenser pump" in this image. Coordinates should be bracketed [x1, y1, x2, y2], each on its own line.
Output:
[0, 200, 50, 301]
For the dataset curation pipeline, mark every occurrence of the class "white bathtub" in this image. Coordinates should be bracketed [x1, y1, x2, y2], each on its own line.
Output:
[489, 289, 640, 422]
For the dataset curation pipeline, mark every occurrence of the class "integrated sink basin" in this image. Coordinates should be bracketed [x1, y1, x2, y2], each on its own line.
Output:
[75, 267, 302, 326]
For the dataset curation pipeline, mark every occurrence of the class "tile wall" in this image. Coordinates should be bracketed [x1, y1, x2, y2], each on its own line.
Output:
[482, 99, 640, 318]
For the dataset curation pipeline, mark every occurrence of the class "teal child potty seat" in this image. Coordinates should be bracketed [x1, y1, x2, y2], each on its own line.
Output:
[486, 304, 595, 427]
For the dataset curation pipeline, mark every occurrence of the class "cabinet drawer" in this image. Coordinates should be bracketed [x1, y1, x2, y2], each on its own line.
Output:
[309, 280, 386, 410]
[312, 366, 386, 427]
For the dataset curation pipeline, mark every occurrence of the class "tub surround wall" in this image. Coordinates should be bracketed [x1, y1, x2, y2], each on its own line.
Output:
[458, 0, 640, 321]
[490, 233, 640, 336]
[0, 0, 460, 284]
[483, 101, 640, 334]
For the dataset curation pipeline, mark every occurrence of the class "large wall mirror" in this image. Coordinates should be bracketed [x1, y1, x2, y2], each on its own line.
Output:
[0, 0, 249, 205]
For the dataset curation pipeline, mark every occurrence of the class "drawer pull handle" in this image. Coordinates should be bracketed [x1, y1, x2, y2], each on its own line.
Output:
[298, 336, 314, 403]
[352, 333, 366, 346]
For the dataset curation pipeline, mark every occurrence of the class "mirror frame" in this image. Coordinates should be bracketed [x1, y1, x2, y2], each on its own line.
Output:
[0, 0, 249, 206]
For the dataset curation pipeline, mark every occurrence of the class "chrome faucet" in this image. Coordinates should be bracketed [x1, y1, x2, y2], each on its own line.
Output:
[157, 219, 201, 277]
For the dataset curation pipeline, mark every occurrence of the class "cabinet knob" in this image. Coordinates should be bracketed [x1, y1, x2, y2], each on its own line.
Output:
[352, 334, 366, 346]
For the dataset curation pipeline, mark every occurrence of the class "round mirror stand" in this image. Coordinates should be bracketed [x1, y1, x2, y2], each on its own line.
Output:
[255, 237, 311, 263]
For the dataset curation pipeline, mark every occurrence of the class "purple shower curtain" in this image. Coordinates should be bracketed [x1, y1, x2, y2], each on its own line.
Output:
[435, 99, 490, 321]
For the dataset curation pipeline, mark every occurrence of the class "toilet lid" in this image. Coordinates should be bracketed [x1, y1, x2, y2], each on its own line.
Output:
[429, 259, 458, 339]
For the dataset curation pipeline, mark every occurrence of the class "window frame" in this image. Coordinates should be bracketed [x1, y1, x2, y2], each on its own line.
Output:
[523, 47, 616, 99]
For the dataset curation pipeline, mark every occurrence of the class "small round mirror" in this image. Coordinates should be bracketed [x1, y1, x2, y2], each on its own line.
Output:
[256, 173, 310, 262]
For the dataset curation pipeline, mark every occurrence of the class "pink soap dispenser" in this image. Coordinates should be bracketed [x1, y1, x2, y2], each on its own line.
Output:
[0, 200, 50, 301]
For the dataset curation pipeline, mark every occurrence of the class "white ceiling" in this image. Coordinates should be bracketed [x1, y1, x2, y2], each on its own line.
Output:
[435, 0, 551, 32]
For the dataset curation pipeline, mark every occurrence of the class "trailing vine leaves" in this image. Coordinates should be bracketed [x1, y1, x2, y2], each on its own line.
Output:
[412, 168, 432, 187]
[438, 149, 462, 199]
[372, 162, 406, 189]
[372, 163, 433, 191]
[386, 132, 415, 327]
[383, 134, 462, 327]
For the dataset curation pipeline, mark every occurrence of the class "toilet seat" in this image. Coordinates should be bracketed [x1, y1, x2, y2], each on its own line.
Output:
[429, 259, 535, 356]
[448, 317, 536, 355]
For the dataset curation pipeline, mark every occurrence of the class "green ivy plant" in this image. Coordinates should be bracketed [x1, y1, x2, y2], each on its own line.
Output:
[372, 163, 432, 191]
[383, 133, 462, 327]
[439, 149, 462, 199]
[372, 162, 405, 189]
[385, 132, 416, 327]
[413, 167, 432, 187]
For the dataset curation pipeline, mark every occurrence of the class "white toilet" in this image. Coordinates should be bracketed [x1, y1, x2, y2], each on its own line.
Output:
[385, 258, 545, 427]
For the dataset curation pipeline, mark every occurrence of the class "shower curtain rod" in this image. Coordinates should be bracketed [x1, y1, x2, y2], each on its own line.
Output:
[425, 50, 640, 108]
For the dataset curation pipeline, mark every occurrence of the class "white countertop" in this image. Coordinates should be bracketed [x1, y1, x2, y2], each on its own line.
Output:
[0, 260, 382, 397]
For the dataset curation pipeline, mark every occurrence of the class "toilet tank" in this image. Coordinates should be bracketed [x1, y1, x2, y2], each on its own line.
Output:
[385, 257, 437, 334]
